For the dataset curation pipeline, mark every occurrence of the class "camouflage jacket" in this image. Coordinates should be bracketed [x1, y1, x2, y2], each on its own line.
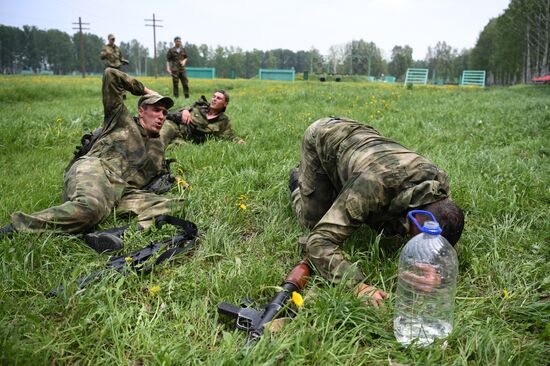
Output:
[166, 46, 187, 72]
[86, 68, 165, 190]
[166, 96, 239, 143]
[100, 44, 124, 69]
[304, 117, 450, 285]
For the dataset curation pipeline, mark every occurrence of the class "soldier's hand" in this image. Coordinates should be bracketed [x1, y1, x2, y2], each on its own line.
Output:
[354, 283, 389, 309]
[181, 110, 192, 124]
[400, 263, 441, 293]
[143, 87, 158, 95]
[235, 138, 246, 144]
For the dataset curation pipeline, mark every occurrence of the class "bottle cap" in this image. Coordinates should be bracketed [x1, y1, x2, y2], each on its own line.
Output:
[408, 210, 443, 235]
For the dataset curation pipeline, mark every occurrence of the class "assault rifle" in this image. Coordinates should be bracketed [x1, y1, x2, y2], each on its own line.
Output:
[49, 215, 197, 297]
[217, 260, 311, 343]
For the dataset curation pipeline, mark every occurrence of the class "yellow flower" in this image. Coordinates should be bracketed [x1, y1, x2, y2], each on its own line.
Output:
[292, 291, 304, 308]
[149, 285, 161, 296]
[239, 195, 246, 201]
[55, 117, 62, 123]
[177, 177, 189, 189]
[125, 256, 133, 263]
[239, 203, 247, 210]
[503, 289, 510, 299]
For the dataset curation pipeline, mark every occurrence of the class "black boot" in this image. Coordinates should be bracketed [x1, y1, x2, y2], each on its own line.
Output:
[84, 225, 131, 253]
[288, 168, 299, 193]
[0, 224, 16, 239]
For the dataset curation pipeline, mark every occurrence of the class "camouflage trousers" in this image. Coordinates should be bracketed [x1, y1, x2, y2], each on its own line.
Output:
[291, 118, 366, 285]
[171, 69, 189, 98]
[11, 157, 183, 234]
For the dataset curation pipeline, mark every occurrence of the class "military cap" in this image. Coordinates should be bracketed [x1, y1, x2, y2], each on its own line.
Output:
[108, 34, 115, 40]
[138, 94, 174, 109]
[174, 36, 181, 41]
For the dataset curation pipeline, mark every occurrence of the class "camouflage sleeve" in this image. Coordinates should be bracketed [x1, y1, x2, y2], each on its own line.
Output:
[101, 68, 145, 125]
[220, 118, 241, 142]
[166, 49, 174, 62]
[305, 172, 389, 286]
[166, 111, 182, 124]
[100, 46, 108, 59]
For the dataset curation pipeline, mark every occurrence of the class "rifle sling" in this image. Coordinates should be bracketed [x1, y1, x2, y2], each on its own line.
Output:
[49, 215, 198, 296]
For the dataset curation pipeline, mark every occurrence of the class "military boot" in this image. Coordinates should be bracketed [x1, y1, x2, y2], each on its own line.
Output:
[84, 225, 132, 254]
[0, 224, 16, 239]
[288, 168, 299, 194]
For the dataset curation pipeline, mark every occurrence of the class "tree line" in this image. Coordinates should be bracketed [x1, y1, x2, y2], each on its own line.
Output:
[470, 0, 549, 84]
[0, 1, 547, 85]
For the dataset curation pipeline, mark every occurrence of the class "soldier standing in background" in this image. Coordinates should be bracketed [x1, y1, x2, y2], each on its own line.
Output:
[100, 34, 129, 69]
[166, 36, 189, 99]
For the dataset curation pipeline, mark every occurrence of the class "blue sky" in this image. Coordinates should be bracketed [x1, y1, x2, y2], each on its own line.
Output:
[1, 0, 510, 60]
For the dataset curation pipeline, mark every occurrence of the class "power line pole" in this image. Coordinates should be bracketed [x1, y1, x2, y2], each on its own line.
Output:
[72, 17, 90, 78]
[145, 13, 163, 78]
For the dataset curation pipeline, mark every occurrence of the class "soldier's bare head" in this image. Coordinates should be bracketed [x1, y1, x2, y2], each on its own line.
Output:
[210, 90, 229, 113]
[417, 198, 465, 246]
[174, 36, 182, 47]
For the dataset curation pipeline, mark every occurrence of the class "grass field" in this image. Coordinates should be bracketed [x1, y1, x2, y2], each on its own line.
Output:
[0, 75, 549, 365]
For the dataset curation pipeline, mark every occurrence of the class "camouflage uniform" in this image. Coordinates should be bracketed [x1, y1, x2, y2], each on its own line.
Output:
[291, 117, 450, 285]
[11, 68, 182, 234]
[161, 96, 240, 145]
[100, 44, 125, 69]
[166, 46, 189, 98]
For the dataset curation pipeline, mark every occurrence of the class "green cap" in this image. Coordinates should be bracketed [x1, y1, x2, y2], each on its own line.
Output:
[108, 34, 115, 40]
[138, 94, 174, 109]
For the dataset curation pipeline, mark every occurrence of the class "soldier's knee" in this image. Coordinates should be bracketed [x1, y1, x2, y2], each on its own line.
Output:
[73, 196, 110, 225]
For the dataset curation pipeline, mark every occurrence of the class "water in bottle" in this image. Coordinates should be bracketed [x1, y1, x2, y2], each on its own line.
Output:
[393, 210, 458, 346]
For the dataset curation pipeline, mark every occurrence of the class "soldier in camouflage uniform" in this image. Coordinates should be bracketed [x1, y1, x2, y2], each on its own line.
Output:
[100, 34, 128, 69]
[0, 68, 182, 252]
[289, 117, 464, 306]
[166, 36, 189, 98]
[161, 90, 245, 145]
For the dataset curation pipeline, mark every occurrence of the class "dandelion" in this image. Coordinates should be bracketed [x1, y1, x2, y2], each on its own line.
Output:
[177, 177, 190, 189]
[55, 117, 62, 123]
[239, 195, 246, 201]
[503, 289, 510, 299]
[149, 285, 161, 296]
[239, 203, 247, 210]
[125, 256, 133, 264]
[292, 291, 304, 308]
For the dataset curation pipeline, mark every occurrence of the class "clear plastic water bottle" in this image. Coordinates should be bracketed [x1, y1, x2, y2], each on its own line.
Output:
[393, 210, 458, 346]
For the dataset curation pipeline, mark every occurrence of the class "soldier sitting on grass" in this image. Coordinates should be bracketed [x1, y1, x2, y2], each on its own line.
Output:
[160, 90, 245, 146]
[0, 68, 183, 254]
[289, 117, 465, 307]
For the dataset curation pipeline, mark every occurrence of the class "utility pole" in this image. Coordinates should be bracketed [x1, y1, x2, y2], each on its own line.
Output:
[72, 17, 90, 78]
[145, 13, 163, 78]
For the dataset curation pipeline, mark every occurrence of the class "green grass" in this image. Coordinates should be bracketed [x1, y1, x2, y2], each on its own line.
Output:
[0, 76, 549, 365]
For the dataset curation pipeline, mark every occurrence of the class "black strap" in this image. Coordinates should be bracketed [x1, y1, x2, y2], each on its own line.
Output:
[48, 215, 198, 296]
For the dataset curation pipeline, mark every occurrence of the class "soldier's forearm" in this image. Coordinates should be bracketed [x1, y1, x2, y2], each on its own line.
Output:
[306, 232, 365, 286]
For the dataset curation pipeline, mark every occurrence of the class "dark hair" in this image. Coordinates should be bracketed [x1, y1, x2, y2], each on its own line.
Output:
[421, 198, 465, 246]
[174, 36, 181, 42]
[215, 89, 230, 103]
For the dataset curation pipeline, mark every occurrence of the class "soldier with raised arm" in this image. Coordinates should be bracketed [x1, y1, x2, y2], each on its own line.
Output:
[1, 68, 182, 253]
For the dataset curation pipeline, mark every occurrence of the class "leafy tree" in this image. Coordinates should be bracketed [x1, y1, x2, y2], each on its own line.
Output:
[0, 25, 25, 73]
[388, 45, 413, 81]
